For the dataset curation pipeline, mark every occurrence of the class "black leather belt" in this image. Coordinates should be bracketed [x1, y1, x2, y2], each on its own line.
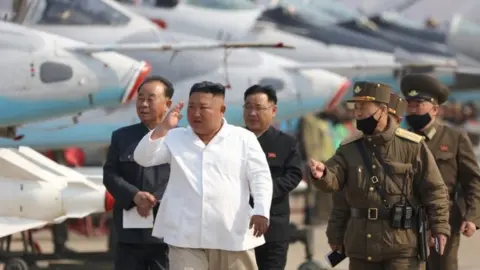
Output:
[350, 207, 390, 220]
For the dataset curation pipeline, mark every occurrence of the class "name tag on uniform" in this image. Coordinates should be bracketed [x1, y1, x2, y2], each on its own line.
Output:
[122, 207, 154, 229]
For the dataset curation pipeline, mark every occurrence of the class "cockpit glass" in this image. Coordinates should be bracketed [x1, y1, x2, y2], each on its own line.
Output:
[182, 0, 257, 10]
[276, 0, 360, 24]
[379, 11, 426, 29]
[116, 0, 257, 10]
[37, 0, 130, 25]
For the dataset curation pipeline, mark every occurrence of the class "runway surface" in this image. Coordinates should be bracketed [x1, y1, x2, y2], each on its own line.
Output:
[1, 196, 479, 269]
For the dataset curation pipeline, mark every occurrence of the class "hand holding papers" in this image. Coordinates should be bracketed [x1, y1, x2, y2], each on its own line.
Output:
[123, 207, 154, 229]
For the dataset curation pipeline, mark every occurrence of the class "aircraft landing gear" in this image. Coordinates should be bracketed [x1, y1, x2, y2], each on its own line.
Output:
[4, 257, 30, 270]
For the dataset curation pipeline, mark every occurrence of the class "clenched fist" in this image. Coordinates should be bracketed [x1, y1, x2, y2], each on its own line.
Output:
[309, 158, 326, 179]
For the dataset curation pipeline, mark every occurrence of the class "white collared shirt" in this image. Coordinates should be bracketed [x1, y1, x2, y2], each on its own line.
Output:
[133, 119, 273, 251]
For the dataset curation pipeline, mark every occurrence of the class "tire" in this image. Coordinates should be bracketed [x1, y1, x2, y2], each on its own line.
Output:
[5, 257, 29, 270]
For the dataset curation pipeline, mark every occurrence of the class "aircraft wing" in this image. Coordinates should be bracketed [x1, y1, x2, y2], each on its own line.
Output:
[281, 62, 457, 71]
[0, 217, 47, 238]
[65, 42, 294, 54]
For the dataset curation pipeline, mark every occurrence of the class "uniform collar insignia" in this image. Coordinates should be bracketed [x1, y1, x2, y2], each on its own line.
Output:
[426, 127, 437, 140]
[408, 90, 418, 96]
[354, 86, 361, 94]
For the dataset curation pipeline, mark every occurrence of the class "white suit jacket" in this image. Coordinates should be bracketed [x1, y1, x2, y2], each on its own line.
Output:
[134, 120, 273, 251]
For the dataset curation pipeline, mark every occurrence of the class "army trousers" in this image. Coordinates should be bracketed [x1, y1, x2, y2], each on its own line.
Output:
[427, 232, 461, 270]
[349, 257, 424, 270]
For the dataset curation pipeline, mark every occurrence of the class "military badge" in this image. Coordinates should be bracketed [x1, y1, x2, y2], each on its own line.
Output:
[354, 86, 361, 94]
[408, 90, 418, 96]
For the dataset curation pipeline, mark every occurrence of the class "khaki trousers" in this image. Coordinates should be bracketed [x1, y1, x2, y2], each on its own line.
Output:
[169, 245, 258, 270]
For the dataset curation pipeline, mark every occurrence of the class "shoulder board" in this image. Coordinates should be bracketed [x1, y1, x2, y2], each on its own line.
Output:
[395, 128, 424, 143]
[340, 132, 363, 146]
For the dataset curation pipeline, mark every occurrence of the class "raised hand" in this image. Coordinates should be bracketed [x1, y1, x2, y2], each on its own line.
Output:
[161, 101, 184, 130]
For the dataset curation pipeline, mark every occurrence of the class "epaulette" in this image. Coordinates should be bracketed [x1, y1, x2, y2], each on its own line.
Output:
[340, 132, 363, 146]
[395, 128, 424, 143]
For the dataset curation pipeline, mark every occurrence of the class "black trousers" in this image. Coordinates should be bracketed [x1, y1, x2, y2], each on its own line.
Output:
[114, 242, 169, 270]
[254, 241, 289, 270]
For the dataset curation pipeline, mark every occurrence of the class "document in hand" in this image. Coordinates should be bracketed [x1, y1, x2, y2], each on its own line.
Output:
[123, 207, 154, 229]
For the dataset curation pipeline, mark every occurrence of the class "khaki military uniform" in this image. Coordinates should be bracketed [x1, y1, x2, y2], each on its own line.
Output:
[317, 81, 450, 270]
[326, 93, 407, 247]
[388, 93, 407, 122]
[401, 74, 480, 270]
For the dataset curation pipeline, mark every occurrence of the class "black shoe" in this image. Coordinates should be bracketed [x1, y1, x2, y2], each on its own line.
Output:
[54, 246, 76, 255]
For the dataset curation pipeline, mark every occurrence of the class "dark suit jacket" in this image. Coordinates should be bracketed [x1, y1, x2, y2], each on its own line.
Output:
[250, 126, 303, 242]
[103, 123, 170, 244]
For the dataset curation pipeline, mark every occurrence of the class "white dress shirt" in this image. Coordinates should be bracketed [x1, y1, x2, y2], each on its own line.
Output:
[133, 119, 273, 251]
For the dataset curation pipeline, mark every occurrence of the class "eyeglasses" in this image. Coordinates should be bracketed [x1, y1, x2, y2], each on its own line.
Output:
[242, 105, 274, 112]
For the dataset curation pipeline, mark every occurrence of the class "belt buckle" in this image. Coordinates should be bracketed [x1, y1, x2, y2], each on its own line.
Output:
[368, 208, 378, 220]
[370, 176, 379, 184]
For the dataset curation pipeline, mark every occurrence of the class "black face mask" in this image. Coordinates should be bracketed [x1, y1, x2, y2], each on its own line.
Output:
[356, 111, 380, 135]
[406, 113, 432, 131]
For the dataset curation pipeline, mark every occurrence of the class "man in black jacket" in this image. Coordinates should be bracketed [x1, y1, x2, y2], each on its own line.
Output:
[103, 76, 173, 270]
[243, 85, 303, 269]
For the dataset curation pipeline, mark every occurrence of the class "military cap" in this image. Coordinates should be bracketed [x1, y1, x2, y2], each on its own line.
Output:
[347, 81, 391, 104]
[388, 93, 407, 119]
[400, 74, 450, 105]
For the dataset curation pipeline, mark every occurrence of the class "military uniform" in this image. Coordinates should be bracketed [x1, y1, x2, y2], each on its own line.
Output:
[316, 82, 451, 270]
[326, 92, 408, 248]
[388, 93, 407, 122]
[401, 74, 480, 270]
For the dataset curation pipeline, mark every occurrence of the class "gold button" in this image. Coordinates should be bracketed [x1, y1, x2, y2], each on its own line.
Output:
[373, 144, 376, 147]
[367, 137, 372, 141]
[369, 187, 374, 192]
[367, 234, 372, 238]
[367, 256, 372, 261]
[372, 165, 376, 169]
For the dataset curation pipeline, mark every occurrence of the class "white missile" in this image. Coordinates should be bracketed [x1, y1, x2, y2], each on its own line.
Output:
[0, 146, 114, 238]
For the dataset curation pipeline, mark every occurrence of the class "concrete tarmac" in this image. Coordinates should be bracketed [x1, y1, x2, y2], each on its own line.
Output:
[1, 224, 479, 270]
[1, 195, 479, 269]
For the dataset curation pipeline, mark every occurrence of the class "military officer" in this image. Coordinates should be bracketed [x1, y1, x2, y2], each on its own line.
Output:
[310, 81, 451, 270]
[326, 92, 408, 253]
[401, 74, 480, 270]
[388, 93, 407, 124]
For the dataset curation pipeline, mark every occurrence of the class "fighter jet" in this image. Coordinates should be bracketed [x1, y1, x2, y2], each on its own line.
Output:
[117, 0, 265, 41]
[0, 19, 152, 139]
[0, 57, 351, 149]
[257, 0, 457, 66]
[110, 0, 462, 87]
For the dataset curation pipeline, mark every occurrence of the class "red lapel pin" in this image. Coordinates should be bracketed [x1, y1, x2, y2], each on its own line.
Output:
[267, 152, 276, 158]
[440, 145, 448, 152]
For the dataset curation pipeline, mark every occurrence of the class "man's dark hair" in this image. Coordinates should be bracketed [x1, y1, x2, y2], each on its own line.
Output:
[137, 76, 174, 99]
[244, 84, 278, 105]
[189, 81, 225, 97]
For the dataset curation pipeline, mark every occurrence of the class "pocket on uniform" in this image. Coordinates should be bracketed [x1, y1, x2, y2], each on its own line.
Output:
[347, 165, 367, 193]
[392, 228, 417, 250]
[384, 162, 413, 195]
[435, 152, 456, 185]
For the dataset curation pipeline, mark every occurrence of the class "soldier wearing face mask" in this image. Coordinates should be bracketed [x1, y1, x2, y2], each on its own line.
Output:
[309, 81, 450, 270]
[401, 74, 480, 270]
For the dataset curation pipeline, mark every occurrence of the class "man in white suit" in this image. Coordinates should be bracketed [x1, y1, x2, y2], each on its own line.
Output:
[134, 81, 273, 270]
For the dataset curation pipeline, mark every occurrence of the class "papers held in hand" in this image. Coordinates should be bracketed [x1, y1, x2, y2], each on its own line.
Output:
[123, 207, 154, 229]
[325, 250, 346, 268]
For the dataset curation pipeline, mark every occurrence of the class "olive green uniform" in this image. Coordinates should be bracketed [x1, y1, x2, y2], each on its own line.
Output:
[316, 82, 450, 270]
[326, 93, 408, 248]
[401, 74, 480, 270]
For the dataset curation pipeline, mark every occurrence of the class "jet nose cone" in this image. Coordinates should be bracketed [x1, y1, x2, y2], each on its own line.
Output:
[122, 61, 152, 104]
[89, 52, 151, 105]
[297, 69, 351, 111]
